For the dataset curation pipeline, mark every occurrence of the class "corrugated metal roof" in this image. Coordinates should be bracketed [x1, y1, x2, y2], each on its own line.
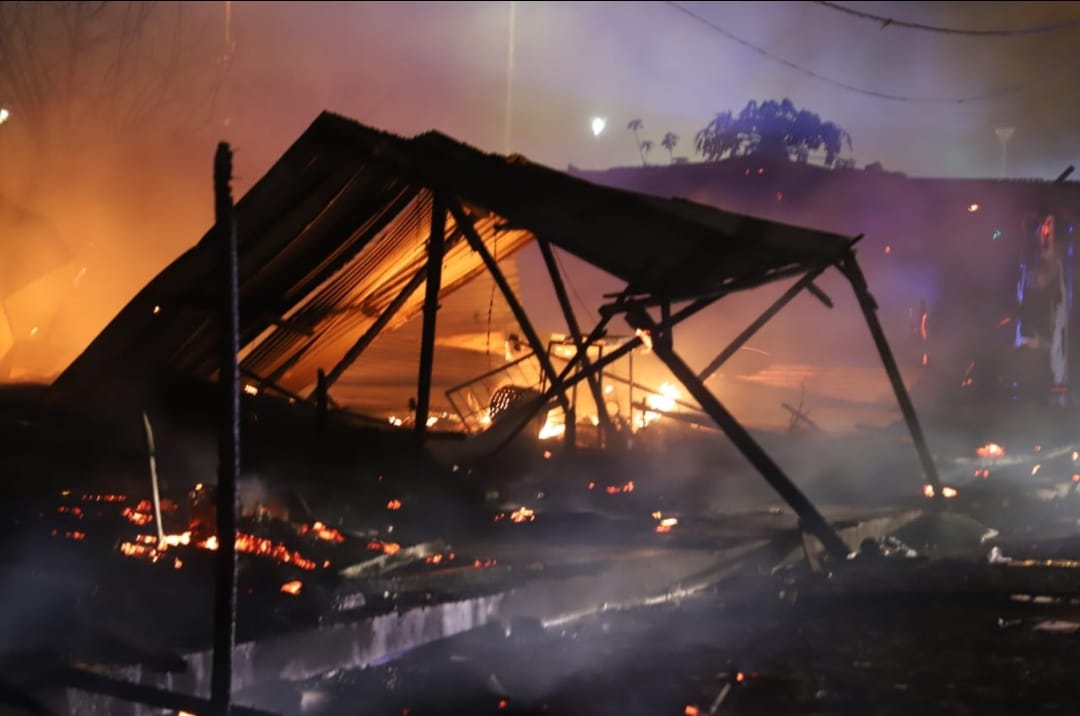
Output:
[49, 112, 851, 406]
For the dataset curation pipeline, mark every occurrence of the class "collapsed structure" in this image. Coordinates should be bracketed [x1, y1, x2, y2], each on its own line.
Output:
[49, 111, 942, 557]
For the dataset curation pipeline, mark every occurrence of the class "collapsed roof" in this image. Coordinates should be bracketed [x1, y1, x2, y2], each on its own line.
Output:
[49, 111, 852, 407]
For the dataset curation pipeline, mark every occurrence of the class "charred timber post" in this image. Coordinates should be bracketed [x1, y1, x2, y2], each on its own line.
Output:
[840, 253, 943, 494]
[698, 265, 830, 383]
[446, 200, 573, 430]
[211, 142, 240, 714]
[415, 198, 447, 441]
[536, 237, 615, 447]
[626, 305, 851, 561]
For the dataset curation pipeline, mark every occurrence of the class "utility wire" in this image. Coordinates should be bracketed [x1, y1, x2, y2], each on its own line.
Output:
[814, 1, 1080, 38]
[664, 1, 1063, 103]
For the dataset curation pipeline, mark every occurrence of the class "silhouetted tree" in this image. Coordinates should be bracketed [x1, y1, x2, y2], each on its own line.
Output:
[627, 118, 648, 166]
[695, 98, 852, 167]
[661, 132, 679, 163]
[640, 139, 653, 165]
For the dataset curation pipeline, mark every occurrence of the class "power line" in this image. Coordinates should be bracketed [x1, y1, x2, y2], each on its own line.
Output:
[664, 1, 1062, 103]
[814, 2, 1080, 38]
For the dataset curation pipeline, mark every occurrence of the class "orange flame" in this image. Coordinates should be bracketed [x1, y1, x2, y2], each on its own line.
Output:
[975, 443, 1005, 459]
[281, 580, 303, 596]
[941, 486, 958, 499]
[685, 706, 700, 716]
[312, 521, 345, 543]
[510, 506, 535, 523]
[387, 499, 402, 511]
[735, 671, 746, 683]
[922, 484, 935, 498]
[121, 507, 154, 526]
[367, 540, 401, 556]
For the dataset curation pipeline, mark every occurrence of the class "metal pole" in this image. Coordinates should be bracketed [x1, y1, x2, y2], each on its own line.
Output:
[415, 198, 446, 441]
[627, 305, 850, 560]
[698, 266, 832, 383]
[536, 237, 615, 446]
[211, 143, 240, 716]
[840, 253, 942, 493]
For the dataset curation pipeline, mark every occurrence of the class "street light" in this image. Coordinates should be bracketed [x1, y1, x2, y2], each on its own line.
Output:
[591, 117, 607, 137]
[995, 127, 1015, 179]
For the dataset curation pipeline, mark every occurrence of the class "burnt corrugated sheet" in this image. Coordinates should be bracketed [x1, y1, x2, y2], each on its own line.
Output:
[49, 111, 850, 406]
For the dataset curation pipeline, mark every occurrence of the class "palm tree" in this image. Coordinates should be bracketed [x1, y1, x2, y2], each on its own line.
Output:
[640, 140, 653, 166]
[661, 132, 679, 163]
[627, 118, 646, 165]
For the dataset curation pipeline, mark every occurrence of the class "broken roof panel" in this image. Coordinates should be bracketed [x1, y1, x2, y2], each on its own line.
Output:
[50, 112, 851, 406]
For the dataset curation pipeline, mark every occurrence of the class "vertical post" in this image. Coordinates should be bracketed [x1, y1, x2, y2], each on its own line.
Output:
[535, 237, 614, 447]
[840, 254, 942, 493]
[211, 142, 240, 715]
[415, 198, 446, 441]
[627, 305, 850, 561]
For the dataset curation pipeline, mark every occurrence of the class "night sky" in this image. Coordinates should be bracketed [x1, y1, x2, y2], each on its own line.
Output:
[2, 1, 1080, 386]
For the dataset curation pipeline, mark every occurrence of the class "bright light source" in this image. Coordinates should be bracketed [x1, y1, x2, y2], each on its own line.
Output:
[591, 116, 607, 136]
[968, 203, 980, 213]
[0, 108, 8, 124]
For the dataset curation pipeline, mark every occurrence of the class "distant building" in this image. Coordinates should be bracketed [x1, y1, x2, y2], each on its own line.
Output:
[572, 158, 1080, 415]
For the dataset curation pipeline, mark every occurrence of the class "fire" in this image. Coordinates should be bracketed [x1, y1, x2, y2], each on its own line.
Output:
[976, 443, 1005, 459]
[236, 532, 317, 569]
[655, 516, 678, 533]
[80, 493, 126, 503]
[243, 384, 259, 396]
[537, 414, 566, 440]
[367, 540, 401, 556]
[1031, 464, 1042, 476]
[735, 671, 746, 683]
[685, 706, 700, 716]
[203, 535, 220, 550]
[426, 553, 443, 565]
[498, 699, 508, 710]
[510, 506, 535, 523]
[604, 480, 635, 495]
[587, 481, 595, 490]
[644, 382, 680, 425]
[121, 507, 154, 526]
[635, 328, 653, 352]
[974, 468, 990, 479]
[922, 484, 936, 498]
[473, 558, 497, 568]
[57, 505, 83, 518]
[941, 486, 958, 499]
[312, 521, 345, 543]
[387, 499, 402, 511]
[281, 580, 303, 596]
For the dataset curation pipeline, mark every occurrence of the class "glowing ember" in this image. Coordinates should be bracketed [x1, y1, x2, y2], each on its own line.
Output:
[735, 671, 746, 683]
[635, 328, 653, 352]
[312, 521, 345, 543]
[1072, 474, 1080, 483]
[121, 507, 154, 526]
[367, 540, 401, 556]
[202, 535, 220, 550]
[604, 480, 635, 495]
[510, 506, 535, 523]
[537, 415, 566, 440]
[685, 706, 700, 716]
[976, 443, 1006, 459]
[543, 450, 552, 459]
[922, 484, 936, 499]
[425, 553, 443, 565]
[974, 468, 991, 479]
[243, 384, 259, 396]
[1073, 451, 1079, 462]
[81, 493, 126, 503]
[473, 558, 497, 568]
[387, 499, 402, 511]
[57, 505, 83, 518]
[587, 481, 595, 490]
[281, 580, 303, 596]
[644, 382, 680, 425]
[173, 557, 183, 569]
[236, 532, 317, 569]
[941, 487, 958, 499]
[498, 699, 508, 710]
[1032, 464, 1042, 476]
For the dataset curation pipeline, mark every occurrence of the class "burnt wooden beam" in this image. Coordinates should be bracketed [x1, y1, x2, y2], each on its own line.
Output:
[839, 252, 943, 494]
[698, 265, 830, 383]
[445, 199, 573, 429]
[212, 142, 240, 715]
[626, 305, 851, 561]
[59, 667, 276, 716]
[318, 262, 430, 396]
[536, 237, 615, 447]
[415, 198, 447, 441]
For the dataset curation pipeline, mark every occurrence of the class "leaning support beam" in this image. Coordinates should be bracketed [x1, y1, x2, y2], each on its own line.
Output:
[211, 142, 240, 715]
[698, 265, 830, 383]
[415, 199, 447, 441]
[839, 253, 943, 493]
[627, 305, 851, 561]
[319, 264, 430, 395]
[446, 200, 573, 422]
[493, 295, 719, 453]
[536, 237, 615, 446]
[60, 667, 276, 716]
